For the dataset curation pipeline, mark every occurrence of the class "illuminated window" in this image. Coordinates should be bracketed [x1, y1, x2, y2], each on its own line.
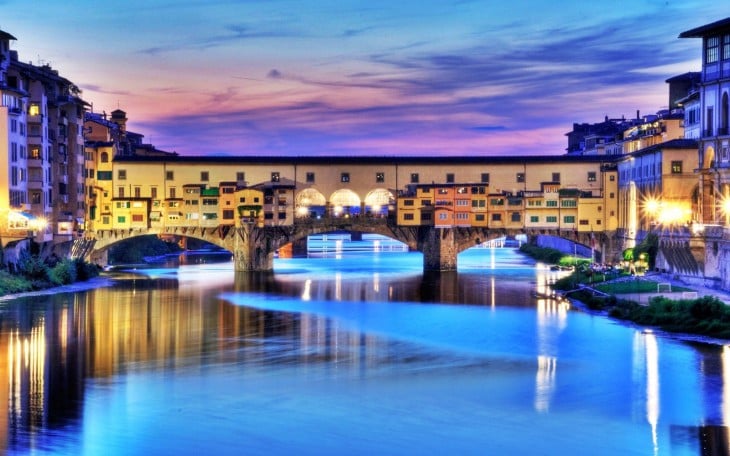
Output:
[271, 172, 280, 182]
[587, 171, 596, 182]
[671, 161, 683, 174]
[516, 173, 525, 183]
[29, 103, 40, 116]
[341, 173, 350, 183]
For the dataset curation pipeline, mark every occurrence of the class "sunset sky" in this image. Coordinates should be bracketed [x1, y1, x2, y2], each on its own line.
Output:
[3, 1, 727, 156]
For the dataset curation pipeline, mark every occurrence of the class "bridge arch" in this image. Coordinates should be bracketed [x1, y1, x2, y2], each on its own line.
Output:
[364, 188, 394, 216]
[295, 188, 327, 218]
[330, 189, 361, 217]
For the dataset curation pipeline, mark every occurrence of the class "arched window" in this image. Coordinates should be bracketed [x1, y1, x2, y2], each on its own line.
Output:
[330, 189, 361, 217]
[364, 188, 394, 216]
[295, 188, 326, 218]
[100, 151, 109, 163]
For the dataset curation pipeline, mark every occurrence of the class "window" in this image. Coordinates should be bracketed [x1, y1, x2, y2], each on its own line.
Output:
[561, 199, 577, 207]
[151, 187, 158, 199]
[170, 188, 177, 198]
[94, 171, 112, 182]
[410, 173, 419, 183]
[117, 216, 126, 223]
[491, 213, 502, 222]
[421, 213, 432, 221]
[511, 212, 521, 222]
[546, 216, 557, 223]
[223, 209, 234, 219]
[376, 172, 385, 183]
[552, 172, 560, 183]
[481, 173, 490, 184]
[609, 192, 615, 199]
[134, 187, 141, 198]
[707, 36, 720, 63]
[446, 173, 455, 183]
[546, 200, 558, 207]
[237, 172, 245, 182]
[271, 172, 280, 182]
[579, 219, 589, 225]
[118, 187, 125, 198]
[438, 213, 448, 221]
[671, 161, 683, 174]
[278, 212, 287, 220]
[587, 171, 596, 182]
[563, 215, 575, 224]
[201, 171, 209, 181]
[166, 171, 174, 180]
[118, 169, 127, 180]
[306, 172, 315, 183]
[132, 214, 144, 222]
[530, 216, 539, 223]
[403, 199, 415, 206]
[341, 172, 350, 183]
[516, 173, 525, 183]
[29, 146, 41, 160]
[475, 214, 485, 221]
[403, 213, 414, 221]
[609, 175, 615, 182]
[101, 152, 109, 163]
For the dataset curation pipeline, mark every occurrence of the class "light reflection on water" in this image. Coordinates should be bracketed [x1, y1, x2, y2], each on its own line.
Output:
[0, 247, 728, 455]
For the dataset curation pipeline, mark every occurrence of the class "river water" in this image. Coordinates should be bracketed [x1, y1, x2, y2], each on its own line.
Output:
[0, 236, 728, 455]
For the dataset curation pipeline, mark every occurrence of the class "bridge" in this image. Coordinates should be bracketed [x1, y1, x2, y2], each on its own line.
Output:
[77, 217, 617, 271]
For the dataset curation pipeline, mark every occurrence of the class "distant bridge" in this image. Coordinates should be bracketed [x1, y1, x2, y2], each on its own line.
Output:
[76, 217, 617, 271]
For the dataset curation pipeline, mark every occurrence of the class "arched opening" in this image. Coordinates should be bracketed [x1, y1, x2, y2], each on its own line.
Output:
[100, 151, 109, 163]
[364, 188, 394, 217]
[329, 189, 361, 217]
[295, 188, 327, 218]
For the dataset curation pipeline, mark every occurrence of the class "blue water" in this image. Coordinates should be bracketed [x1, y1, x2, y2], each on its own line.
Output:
[0, 245, 727, 455]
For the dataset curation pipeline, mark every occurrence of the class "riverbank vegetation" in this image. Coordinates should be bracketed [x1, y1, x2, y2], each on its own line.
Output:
[0, 250, 100, 295]
[519, 240, 730, 340]
[108, 235, 182, 264]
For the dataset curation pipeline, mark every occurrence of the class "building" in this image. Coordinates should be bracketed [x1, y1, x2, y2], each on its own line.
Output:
[679, 18, 730, 224]
[0, 29, 87, 258]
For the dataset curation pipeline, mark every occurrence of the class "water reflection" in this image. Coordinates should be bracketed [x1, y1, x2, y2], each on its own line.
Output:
[0, 249, 729, 454]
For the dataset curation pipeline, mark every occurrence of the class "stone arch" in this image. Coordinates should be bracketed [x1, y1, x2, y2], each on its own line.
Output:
[363, 188, 394, 216]
[329, 189, 361, 217]
[703, 145, 715, 169]
[295, 188, 326, 218]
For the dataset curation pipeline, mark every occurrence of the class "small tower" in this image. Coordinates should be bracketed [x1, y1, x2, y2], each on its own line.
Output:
[110, 108, 128, 133]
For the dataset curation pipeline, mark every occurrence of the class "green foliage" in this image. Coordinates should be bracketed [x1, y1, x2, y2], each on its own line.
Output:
[518, 244, 564, 264]
[610, 295, 730, 339]
[108, 235, 182, 264]
[0, 270, 34, 295]
[73, 258, 100, 281]
[634, 233, 659, 269]
[49, 259, 77, 285]
[16, 249, 49, 281]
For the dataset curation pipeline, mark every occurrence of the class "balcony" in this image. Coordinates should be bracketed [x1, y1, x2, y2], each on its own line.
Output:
[28, 179, 44, 190]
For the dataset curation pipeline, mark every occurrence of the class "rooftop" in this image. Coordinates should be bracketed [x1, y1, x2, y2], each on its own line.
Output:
[679, 17, 730, 38]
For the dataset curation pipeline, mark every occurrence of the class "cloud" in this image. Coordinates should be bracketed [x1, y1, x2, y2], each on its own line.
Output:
[267, 69, 282, 79]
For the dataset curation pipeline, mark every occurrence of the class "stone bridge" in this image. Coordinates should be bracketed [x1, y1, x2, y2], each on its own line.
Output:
[78, 218, 618, 271]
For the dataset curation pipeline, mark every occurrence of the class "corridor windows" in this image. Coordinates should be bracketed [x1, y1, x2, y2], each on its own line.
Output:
[516, 173, 525, 183]
[166, 171, 174, 180]
[552, 172, 560, 183]
[481, 173, 489, 184]
[446, 173, 454, 183]
[410, 173, 419, 183]
[306, 172, 315, 183]
[236, 171, 245, 183]
[341, 173, 350, 183]
[671, 161, 683, 174]
[271, 172, 280, 182]
[587, 171, 596, 182]
[201, 171, 209, 182]
[376, 172, 385, 183]
[707, 36, 720, 63]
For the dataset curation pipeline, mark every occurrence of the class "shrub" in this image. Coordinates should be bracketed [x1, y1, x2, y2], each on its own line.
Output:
[16, 249, 49, 281]
[49, 259, 77, 285]
[73, 258, 100, 281]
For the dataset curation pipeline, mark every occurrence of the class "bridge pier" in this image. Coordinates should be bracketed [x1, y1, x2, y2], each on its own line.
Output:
[233, 226, 275, 271]
[421, 227, 457, 271]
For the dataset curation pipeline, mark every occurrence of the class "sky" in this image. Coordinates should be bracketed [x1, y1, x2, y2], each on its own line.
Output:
[2, 1, 728, 157]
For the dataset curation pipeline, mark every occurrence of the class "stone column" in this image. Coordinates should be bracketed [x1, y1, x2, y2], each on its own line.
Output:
[421, 227, 457, 271]
[233, 226, 275, 271]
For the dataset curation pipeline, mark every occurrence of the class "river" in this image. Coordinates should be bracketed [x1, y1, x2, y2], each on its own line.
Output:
[0, 236, 728, 455]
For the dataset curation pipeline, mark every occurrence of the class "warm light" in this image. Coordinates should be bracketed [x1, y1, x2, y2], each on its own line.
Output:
[296, 206, 309, 216]
[644, 197, 660, 216]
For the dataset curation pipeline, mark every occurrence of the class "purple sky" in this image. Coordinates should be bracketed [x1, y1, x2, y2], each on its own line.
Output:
[3, 1, 727, 156]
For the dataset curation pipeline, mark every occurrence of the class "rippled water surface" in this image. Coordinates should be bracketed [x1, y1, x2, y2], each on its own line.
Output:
[0, 240, 728, 455]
